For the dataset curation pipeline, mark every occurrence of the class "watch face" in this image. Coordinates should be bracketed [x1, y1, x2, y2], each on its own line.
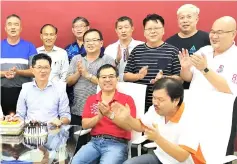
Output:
[204, 68, 209, 73]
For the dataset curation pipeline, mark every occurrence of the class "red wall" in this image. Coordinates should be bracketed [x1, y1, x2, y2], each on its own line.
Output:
[1, 1, 237, 48]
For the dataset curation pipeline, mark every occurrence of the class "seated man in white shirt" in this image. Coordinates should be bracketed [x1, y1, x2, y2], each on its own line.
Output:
[179, 16, 237, 94]
[104, 16, 143, 81]
[10, 53, 71, 125]
[121, 77, 205, 164]
[37, 24, 69, 82]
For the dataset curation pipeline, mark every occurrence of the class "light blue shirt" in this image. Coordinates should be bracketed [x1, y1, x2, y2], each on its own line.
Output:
[16, 80, 71, 122]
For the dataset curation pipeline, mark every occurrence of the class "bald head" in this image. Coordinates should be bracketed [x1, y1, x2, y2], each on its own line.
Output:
[210, 16, 236, 54]
[214, 16, 236, 31]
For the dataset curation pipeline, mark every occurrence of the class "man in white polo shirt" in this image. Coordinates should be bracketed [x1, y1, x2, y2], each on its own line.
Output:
[104, 16, 143, 81]
[37, 24, 69, 82]
[121, 77, 205, 164]
[179, 16, 237, 95]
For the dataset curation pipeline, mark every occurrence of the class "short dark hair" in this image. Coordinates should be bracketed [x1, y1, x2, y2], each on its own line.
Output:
[115, 16, 133, 28]
[153, 77, 184, 106]
[6, 14, 21, 21]
[143, 14, 165, 28]
[97, 64, 119, 78]
[72, 17, 90, 26]
[32, 53, 52, 67]
[83, 28, 103, 41]
[40, 24, 58, 34]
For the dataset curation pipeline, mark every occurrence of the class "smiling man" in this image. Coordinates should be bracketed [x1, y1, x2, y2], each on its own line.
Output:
[37, 24, 69, 82]
[66, 29, 114, 125]
[104, 16, 143, 81]
[124, 14, 181, 112]
[179, 16, 237, 95]
[166, 4, 210, 89]
[1, 14, 37, 116]
[123, 77, 205, 164]
[14, 53, 71, 124]
[72, 64, 136, 164]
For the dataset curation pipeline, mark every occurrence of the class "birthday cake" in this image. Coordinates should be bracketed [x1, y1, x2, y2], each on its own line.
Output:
[23, 121, 48, 148]
[0, 120, 24, 135]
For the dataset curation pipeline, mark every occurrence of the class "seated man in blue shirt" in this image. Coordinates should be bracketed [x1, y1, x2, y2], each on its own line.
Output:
[12, 53, 71, 124]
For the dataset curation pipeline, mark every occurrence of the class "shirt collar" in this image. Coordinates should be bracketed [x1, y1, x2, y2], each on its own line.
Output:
[32, 80, 53, 89]
[117, 38, 135, 48]
[38, 45, 58, 52]
[96, 89, 120, 102]
[169, 103, 185, 123]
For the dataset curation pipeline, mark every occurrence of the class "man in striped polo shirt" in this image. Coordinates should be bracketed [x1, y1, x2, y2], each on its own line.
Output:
[124, 14, 181, 111]
[0, 14, 37, 115]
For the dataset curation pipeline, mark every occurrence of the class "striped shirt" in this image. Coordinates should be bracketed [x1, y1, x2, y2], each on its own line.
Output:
[124, 42, 181, 111]
[67, 54, 114, 116]
[1, 39, 37, 88]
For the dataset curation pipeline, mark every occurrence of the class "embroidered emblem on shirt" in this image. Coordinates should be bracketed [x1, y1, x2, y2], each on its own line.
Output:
[217, 65, 224, 73]
[189, 45, 196, 55]
[90, 103, 99, 115]
[232, 74, 237, 84]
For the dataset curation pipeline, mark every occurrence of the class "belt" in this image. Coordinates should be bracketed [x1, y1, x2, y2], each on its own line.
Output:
[92, 134, 128, 144]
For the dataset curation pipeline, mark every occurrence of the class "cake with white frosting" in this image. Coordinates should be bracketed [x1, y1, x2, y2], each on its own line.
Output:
[23, 121, 48, 148]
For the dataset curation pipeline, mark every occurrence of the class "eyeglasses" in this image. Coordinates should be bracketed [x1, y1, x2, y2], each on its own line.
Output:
[33, 66, 51, 71]
[84, 39, 101, 44]
[210, 30, 235, 36]
[99, 74, 117, 80]
[73, 25, 87, 29]
[144, 27, 163, 33]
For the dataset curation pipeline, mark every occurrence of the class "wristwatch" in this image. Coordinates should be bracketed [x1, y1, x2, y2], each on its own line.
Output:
[109, 111, 115, 120]
[202, 68, 209, 75]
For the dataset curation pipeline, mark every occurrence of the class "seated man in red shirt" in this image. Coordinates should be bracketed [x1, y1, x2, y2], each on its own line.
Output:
[71, 64, 136, 164]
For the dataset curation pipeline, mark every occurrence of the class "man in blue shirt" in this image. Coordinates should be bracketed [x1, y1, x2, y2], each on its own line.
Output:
[0, 14, 37, 115]
[14, 53, 71, 124]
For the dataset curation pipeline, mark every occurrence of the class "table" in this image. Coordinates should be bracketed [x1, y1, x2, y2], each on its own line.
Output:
[0, 125, 81, 164]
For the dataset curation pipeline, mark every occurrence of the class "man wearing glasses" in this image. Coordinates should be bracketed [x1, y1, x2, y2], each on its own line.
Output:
[166, 4, 210, 89]
[37, 24, 69, 82]
[104, 16, 143, 81]
[65, 17, 105, 62]
[13, 53, 71, 124]
[179, 16, 237, 160]
[124, 14, 181, 112]
[179, 16, 237, 94]
[66, 29, 114, 125]
[71, 64, 136, 164]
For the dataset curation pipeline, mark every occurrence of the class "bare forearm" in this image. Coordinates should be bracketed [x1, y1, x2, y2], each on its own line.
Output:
[82, 116, 101, 129]
[204, 69, 232, 93]
[126, 116, 144, 132]
[155, 135, 190, 162]
[124, 72, 140, 82]
[60, 117, 70, 125]
[66, 72, 80, 86]
[180, 68, 192, 82]
[17, 69, 34, 77]
[112, 116, 132, 131]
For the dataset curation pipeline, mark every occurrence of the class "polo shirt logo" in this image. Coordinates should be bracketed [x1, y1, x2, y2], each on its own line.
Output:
[189, 45, 196, 55]
[217, 65, 224, 73]
[90, 103, 99, 115]
[232, 74, 237, 84]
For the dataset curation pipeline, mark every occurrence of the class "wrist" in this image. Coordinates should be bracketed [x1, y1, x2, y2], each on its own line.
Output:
[136, 73, 141, 81]
[115, 59, 120, 65]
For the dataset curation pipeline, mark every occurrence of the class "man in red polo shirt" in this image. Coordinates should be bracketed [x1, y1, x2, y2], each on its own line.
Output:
[71, 64, 136, 164]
